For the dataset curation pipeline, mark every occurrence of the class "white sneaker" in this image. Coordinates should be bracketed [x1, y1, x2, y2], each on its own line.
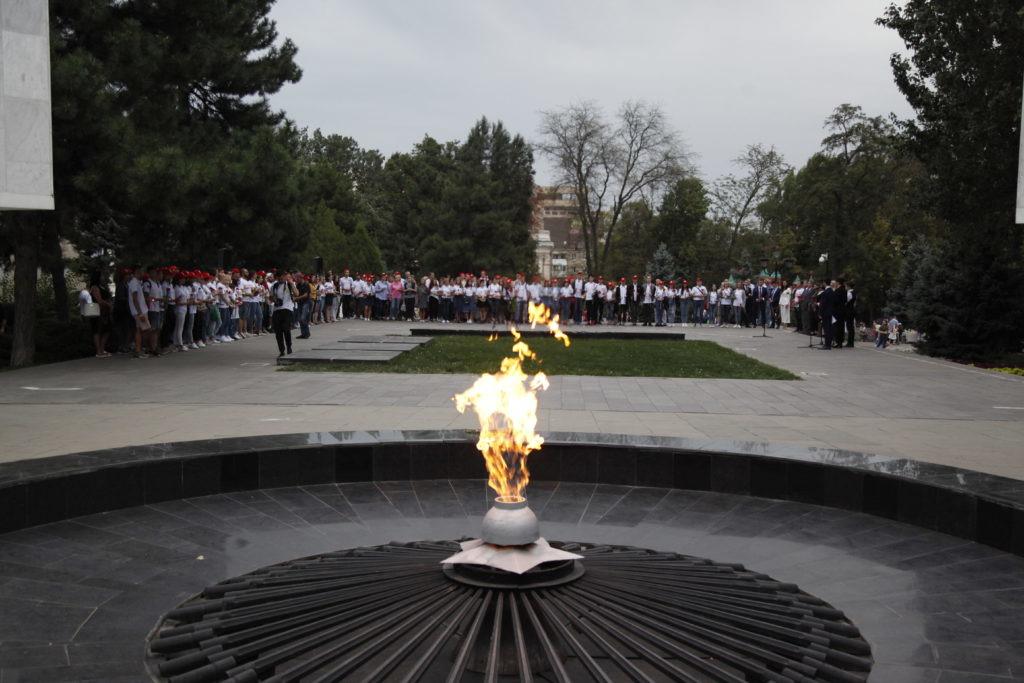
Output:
[189, 343, 199, 350]
[179, 345, 189, 352]
[198, 342, 206, 348]
[232, 334, 241, 340]
[212, 338, 221, 344]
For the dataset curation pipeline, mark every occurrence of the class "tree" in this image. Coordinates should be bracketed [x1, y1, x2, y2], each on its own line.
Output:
[709, 144, 789, 264]
[652, 177, 710, 275]
[877, 1, 1024, 358]
[537, 100, 690, 273]
[380, 118, 536, 275]
[755, 104, 941, 321]
[646, 243, 677, 282]
[602, 200, 655, 277]
[3, 0, 303, 367]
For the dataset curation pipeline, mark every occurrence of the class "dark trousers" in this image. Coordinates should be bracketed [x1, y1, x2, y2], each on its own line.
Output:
[822, 313, 835, 349]
[273, 309, 293, 354]
[845, 315, 855, 346]
[341, 294, 353, 319]
[641, 303, 654, 325]
[834, 313, 845, 347]
[574, 298, 584, 324]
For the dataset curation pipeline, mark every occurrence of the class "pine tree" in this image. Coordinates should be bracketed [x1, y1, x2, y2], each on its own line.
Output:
[646, 243, 677, 281]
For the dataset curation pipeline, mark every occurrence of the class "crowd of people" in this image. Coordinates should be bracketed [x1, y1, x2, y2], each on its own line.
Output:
[76, 266, 862, 359]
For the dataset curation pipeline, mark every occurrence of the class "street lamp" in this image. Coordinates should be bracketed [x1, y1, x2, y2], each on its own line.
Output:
[818, 253, 831, 280]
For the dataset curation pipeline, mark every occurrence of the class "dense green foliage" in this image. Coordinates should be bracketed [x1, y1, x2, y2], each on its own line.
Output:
[379, 118, 536, 275]
[282, 337, 798, 379]
[876, 0, 1024, 359]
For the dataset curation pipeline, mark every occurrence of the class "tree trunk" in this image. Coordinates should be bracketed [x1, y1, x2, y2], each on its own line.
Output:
[11, 215, 39, 368]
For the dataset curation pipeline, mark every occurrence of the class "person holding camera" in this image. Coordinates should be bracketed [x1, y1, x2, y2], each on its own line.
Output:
[271, 272, 300, 357]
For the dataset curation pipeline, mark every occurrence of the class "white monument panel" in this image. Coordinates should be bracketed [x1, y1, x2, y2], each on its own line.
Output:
[0, 0, 53, 211]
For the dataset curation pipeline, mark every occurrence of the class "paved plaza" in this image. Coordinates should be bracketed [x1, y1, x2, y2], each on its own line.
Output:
[1, 321, 1022, 478]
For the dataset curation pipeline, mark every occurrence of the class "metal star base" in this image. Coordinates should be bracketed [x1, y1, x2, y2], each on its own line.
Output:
[441, 537, 583, 574]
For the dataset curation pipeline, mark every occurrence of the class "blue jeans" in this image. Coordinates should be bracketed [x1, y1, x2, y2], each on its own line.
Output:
[574, 298, 583, 324]
[389, 298, 401, 320]
[515, 300, 527, 323]
[559, 299, 570, 321]
[298, 300, 311, 337]
[655, 300, 664, 325]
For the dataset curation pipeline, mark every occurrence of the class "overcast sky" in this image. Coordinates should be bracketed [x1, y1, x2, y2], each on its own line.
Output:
[268, 0, 914, 183]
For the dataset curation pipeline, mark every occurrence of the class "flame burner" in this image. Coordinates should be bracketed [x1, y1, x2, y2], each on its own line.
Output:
[147, 541, 873, 682]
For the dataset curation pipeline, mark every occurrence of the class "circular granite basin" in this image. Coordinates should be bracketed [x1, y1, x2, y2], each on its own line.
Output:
[0, 432, 1021, 681]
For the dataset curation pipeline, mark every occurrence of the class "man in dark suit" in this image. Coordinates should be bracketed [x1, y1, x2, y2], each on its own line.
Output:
[833, 279, 848, 348]
[818, 280, 839, 350]
[845, 281, 857, 347]
[771, 281, 783, 328]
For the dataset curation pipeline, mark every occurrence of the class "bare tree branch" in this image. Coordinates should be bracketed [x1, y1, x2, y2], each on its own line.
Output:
[710, 144, 789, 263]
[537, 100, 690, 272]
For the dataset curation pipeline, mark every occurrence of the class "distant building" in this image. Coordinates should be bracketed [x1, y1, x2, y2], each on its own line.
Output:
[531, 185, 586, 277]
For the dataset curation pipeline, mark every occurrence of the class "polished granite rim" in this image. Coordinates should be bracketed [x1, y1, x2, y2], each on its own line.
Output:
[1, 431, 1022, 558]
[147, 540, 872, 682]
[0, 481, 1022, 681]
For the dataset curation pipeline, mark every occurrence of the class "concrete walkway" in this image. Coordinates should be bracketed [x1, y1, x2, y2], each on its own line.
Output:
[1, 320, 1022, 479]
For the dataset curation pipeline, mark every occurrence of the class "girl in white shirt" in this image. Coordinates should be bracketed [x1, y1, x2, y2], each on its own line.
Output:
[732, 284, 745, 327]
[173, 277, 191, 351]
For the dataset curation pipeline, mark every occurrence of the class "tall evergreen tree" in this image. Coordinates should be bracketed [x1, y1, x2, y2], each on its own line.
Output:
[3, 0, 303, 366]
[878, 1, 1024, 358]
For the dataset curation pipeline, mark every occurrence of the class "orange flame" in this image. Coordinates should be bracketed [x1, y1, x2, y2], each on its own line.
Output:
[528, 301, 571, 348]
[454, 303, 569, 500]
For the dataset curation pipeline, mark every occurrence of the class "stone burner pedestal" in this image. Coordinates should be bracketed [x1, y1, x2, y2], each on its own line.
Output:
[441, 496, 584, 576]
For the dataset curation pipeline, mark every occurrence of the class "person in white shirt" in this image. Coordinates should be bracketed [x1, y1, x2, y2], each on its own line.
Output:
[641, 275, 656, 326]
[191, 276, 208, 348]
[603, 277, 616, 324]
[559, 279, 573, 322]
[731, 281, 745, 327]
[665, 280, 677, 326]
[170, 273, 190, 351]
[572, 272, 585, 324]
[780, 284, 793, 327]
[321, 277, 336, 323]
[127, 268, 153, 358]
[338, 269, 354, 319]
[594, 277, 606, 324]
[237, 270, 254, 337]
[487, 279, 503, 323]
[270, 272, 298, 357]
[718, 283, 733, 327]
[513, 274, 528, 323]
[654, 279, 667, 326]
[527, 276, 542, 307]
[143, 270, 165, 355]
[583, 275, 597, 325]
[690, 279, 708, 326]
[615, 278, 629, 324]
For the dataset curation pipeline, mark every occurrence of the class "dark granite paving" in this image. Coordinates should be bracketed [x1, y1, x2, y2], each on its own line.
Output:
[0, 482, 1022, 681]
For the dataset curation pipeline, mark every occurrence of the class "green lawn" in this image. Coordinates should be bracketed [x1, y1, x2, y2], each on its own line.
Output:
[282, 336, 798, 380]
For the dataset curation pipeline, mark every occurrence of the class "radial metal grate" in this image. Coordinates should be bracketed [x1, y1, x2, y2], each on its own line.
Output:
[147, 540, 872, 682]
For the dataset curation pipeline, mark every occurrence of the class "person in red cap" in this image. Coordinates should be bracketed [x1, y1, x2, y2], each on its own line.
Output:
[666, 280, 678, 326]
